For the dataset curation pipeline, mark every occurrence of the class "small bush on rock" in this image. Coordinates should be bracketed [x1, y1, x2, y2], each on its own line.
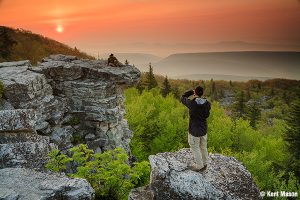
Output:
[45, 144, 150, 200]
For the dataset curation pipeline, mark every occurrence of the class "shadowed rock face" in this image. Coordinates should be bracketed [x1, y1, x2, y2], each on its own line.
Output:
[129, 148, 261, 200]
[0, 168, 94, 200]
[0, 55, 140, 169]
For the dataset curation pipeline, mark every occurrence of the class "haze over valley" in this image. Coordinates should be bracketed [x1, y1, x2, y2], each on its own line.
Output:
[101, 51, 300, 81]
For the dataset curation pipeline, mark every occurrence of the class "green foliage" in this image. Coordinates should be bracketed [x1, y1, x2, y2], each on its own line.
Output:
[0, 80, 4, 98]
[161, 76, 171, 97]
[125, 86, 300, 193]
[246, 100, 261, 129]
[71, 132, 84, 145]
[64, 116, 81, 126]
[232, 90, 246, 118]
[210, 80, 217, 101]
[45, 145, 150, 200]
[45, 149, 72, 172]
[284, 98, 300, 178]
[145, 63, 158, 90]
[125, 88, 188, 160]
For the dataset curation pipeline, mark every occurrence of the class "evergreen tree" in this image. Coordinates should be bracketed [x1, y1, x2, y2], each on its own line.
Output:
[211, 80, 217, 101]
[270, 87, 275, 96]
[284, 98, 300, 179]
[171, 86, 180, 99]
[246, 88, 251, 101]
[125, 59, 129, 65]
[282, 90, 290, 105]
[258, 82, 262, 90]
[145, 63, 158, 89]
[246, 101, 261, 129]
[233, 91, 246, 118]
[201, 80, 206, 90]
[161, 76, 171, 97]
[229, 80, 233, 87]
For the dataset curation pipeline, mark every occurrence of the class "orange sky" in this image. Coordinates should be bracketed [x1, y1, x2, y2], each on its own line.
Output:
[1, 0, 300, 56]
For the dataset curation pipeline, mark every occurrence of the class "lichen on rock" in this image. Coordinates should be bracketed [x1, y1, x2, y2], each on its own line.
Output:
[129, 148, 261, 200]
[0, 167, 94, 200]
[0, 55, 141, 161]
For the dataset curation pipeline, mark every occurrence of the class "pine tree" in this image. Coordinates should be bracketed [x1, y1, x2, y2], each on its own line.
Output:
[246, 88, 251, 101]
[270, 87, 274, 96]
[146, 63, 158, 90]
[171, 86, 180, 99]
[282, 90, 290, 105]
[201, 80, 206, 90]
[233, 91, 246, 118]
[211, 80, 217, 101]
[161, 76, 171, 97]
[125, 59, 129, 65]
[246, 101, 261, 129]
[284, 98, 300, 179]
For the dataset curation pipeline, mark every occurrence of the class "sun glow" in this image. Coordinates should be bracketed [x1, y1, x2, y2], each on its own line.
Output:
[56, 25, 64, 33]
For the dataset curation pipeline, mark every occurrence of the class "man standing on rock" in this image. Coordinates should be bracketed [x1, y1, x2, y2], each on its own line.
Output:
[181, 86, 211, 172]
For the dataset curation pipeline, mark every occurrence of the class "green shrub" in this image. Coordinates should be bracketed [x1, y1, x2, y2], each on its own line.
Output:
[71, 132, 84, 145]
[125, 87, 300, 193]
[45, 144, 150, 200]
[64, 116, 81, 126]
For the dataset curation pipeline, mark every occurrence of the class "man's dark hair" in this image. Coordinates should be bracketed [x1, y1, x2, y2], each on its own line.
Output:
[195, 86, 203, 96]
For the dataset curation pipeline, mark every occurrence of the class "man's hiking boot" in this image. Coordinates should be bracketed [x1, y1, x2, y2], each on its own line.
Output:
[190, 164, 207, 172]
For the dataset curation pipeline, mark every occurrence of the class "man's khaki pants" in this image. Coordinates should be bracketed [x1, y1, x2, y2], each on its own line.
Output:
[188, 133, 208, 169]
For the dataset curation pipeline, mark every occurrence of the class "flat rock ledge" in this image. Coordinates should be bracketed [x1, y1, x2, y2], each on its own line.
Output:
[129, 148, 261, 200]
[0, 168, 94, 200]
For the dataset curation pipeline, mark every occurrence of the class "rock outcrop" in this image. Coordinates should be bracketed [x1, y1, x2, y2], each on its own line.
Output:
[129, 148, 261, 200]
[0, 131, 55, 169]
[0, 167, 94, 200]
[0, 55, 140, 170]
[0, 55, 140, 199]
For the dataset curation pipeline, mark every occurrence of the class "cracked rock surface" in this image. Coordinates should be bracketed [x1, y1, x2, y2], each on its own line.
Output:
[0, 168, 94, 200]
[0, 55, 140, 169]
[129, 148, 261, 200]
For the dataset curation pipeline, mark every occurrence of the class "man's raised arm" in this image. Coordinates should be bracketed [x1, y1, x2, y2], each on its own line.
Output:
[180, 90, 194, 108]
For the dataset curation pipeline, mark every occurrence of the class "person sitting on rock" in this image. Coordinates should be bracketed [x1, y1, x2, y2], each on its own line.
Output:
[181, 86, 211, 172]
[107, 54, 122, 67]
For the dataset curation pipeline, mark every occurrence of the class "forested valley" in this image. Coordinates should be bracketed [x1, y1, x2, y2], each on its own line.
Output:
[125, 64, 300, 197]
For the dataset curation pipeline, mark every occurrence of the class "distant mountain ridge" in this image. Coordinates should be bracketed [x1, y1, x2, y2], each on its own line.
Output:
[0, 26, 94, 64]
[172, 74, 271, 81]
[154, 51, 300, 80]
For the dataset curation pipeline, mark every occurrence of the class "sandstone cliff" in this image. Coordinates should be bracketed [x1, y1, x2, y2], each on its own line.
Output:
[129, 148, 261, 200]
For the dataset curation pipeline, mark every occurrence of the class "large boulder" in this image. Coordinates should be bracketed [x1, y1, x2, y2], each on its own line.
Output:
[129, 148, 261, 200]
[0, 167, 94, 200]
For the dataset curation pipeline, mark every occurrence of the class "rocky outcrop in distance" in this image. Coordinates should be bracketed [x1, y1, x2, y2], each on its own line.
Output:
[129, 148, 261, 200]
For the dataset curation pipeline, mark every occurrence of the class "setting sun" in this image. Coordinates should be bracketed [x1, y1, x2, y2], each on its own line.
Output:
[56, 25, 64, 33]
